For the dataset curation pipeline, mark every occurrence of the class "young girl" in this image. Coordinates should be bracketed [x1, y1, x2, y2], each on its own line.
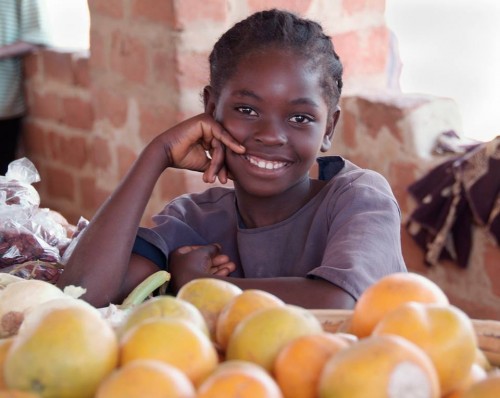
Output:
[57, 9, 407, 309]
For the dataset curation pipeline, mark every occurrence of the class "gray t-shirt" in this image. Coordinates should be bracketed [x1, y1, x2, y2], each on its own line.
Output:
[135, 157, 407, 300]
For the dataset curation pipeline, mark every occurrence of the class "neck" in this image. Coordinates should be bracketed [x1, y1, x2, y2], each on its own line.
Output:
[234, 177, 325, 228]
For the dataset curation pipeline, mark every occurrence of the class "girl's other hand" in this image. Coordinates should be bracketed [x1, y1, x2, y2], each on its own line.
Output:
[168, 244, 236, 292]
[155, 113, 245, 184]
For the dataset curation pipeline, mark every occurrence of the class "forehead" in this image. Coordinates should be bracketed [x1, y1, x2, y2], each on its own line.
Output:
[221, 48, 325, 104]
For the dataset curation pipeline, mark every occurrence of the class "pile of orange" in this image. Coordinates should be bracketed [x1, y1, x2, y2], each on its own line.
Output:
[0, 273, 498, 398]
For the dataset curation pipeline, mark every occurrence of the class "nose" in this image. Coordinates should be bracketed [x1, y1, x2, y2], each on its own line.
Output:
[253, 118, 287, 146]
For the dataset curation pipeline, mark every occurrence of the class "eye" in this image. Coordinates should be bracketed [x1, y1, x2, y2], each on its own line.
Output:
[289, 114, 314, 124]
[236, 106, 258, 116]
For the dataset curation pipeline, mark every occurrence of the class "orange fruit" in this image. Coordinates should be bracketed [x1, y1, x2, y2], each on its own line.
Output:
[273, 332, 350, 398]
[177, 278, 242, 340]
[119, 318, 218, 386]
[318, 334, 440, 398]
[119, 295, 208, 338]
[4, 305, 118, 398]
[95, 359, 195, 398]
[372, 302, 477, 396]
[197, 360, 282, 398]
[215, 289, 284, 351]
[0, 391, 40, 398]
[226, 305, 323, 372]
[461, 373, 500, 398]
[349, 272, 449, 338]
[442, 363, 487, 398]
[0, 338, 14, 389]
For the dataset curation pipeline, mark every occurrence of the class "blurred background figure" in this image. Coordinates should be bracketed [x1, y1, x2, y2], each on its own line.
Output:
[0, 0, 49, 175]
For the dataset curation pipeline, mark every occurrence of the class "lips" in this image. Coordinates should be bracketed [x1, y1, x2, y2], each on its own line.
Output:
[244, 154, 289, 170]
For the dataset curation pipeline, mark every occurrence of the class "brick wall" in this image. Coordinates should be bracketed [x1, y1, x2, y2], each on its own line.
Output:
[19, 0, 499, 319]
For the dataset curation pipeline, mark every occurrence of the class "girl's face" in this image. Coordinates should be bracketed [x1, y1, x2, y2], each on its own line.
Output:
[210, 48, 338, 198]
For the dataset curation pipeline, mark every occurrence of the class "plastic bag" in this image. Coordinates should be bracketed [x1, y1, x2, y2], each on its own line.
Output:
[0, 158, 74, 277]
[0, 158, 41, 230]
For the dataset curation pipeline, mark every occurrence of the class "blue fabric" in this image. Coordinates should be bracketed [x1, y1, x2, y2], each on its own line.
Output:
[132, 235, 167, 269]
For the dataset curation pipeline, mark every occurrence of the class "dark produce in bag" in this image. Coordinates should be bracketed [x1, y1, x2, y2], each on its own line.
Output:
[0, 158, 79, 282]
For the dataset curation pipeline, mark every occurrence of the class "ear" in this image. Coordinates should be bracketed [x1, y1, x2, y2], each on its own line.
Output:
[320, 105, 341, 152]
[203, 86, 216, 116]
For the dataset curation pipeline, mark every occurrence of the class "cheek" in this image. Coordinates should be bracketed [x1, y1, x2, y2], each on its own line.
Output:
[219, 118, 249, 142]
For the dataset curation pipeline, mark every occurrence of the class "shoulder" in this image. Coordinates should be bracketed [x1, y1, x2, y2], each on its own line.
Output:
[161, 186, 236, 216]
[322, 157, 394, 196]
[318, 158, 400, 217]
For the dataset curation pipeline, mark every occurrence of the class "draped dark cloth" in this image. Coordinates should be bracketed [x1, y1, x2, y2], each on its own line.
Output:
[406, 136, 500, 267]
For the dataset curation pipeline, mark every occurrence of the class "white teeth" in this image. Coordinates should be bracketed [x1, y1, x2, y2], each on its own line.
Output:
[246, 155, 286, 170]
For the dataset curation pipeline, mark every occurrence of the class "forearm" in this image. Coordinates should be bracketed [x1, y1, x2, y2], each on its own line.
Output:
[57, 142, 167, 305]
[0, 41, 41, 59]
[224, 276, 355, 309]
[170, 266, 355, 309]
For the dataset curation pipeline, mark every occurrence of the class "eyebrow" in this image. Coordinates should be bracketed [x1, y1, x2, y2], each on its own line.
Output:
[231, 89, 320, 107]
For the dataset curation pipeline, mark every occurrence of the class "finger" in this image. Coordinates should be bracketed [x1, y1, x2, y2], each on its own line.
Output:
[203, 139, 225, 183]
[199, 120, 245, 155]
[175, 244, 219, 256]
[211, 255, 229, 266]
[212, 267, 233, 276]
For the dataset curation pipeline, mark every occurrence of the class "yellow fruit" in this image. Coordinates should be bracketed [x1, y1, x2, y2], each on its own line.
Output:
[0, 391, 40, 398]
[318, 334, 440, 398]
[226, 305, 323, 372]
[95, 359, 196, 398]
[197, 360, 282, 398]
[119, 295, 208, 338]
[461, 374, 500, 398]
[0, 338, 14, 389]
[273, 332, 349, 398]
[215, 289, 284, 351]
[119, 318, 218, 386]
[372, 302, 477, 396]
[4, 306, 118, 398]
[443, 363, 487, 398]
[349, 272, 449, 338]
[177, 278, 242, 340]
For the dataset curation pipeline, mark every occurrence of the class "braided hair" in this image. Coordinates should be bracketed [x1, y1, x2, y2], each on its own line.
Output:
[209, 9, 343, 114]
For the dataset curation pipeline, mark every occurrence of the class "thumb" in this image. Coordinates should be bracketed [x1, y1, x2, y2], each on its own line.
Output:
[175, 243, 221, 256]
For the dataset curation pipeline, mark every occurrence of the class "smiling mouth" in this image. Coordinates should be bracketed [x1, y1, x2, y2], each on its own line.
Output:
[244, 155, 288, 170]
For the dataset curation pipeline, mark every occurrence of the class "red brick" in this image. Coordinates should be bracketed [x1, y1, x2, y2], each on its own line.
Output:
[401, 227, 428, 273]
[153, 50, 178, 88]
[87, 0, 124, 19]
[90, 137, 112, 170]
[45, 166, 76, 201]
[176, 51, 210, 89]
[131, 0, 175, 26]
[357, 97, 404, 142]
[89, 29, 106, 70]
[110, 31, 148, 84]
[138, 103, 177, 143]
[388, 161, 418, 214]
[334, 27, 389, 79]
[46, 133, 89, 169]
[342, 0, 385, 15]
[21, 122, 49, 157]
[29, 91, 64, 122]
[80, 175, 110, 214]
[23, 52, 40, 80]
[93, 88, 128, 128]
[42, 51, 74, 84]
[339, 108, 357, 150]
[484, 241, 500, 297]
[73, 54, 91, 88]
[247, 0, 313, 15]
[174, 0, 227, 28]
[63, 97, 95, 130]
